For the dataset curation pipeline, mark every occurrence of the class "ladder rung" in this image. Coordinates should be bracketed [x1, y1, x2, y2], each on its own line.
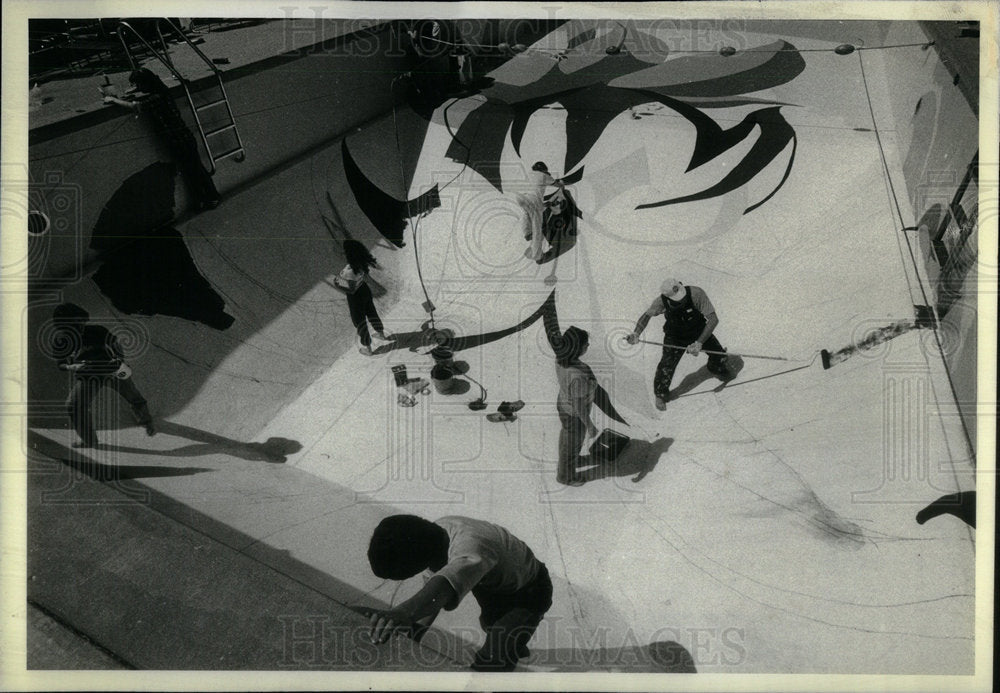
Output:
[212, 147, 244, 161]
[195, 98, 228, 111]
[204, 123, 236, 137]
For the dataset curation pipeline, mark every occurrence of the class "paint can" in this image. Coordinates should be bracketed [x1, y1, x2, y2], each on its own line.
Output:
[431, 364, 455, 394]
[431, 346, 454, 369]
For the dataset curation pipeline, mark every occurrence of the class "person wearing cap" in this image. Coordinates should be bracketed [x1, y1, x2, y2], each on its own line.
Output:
[365, 513, 553, 671]
[515, 161, 564, 262]
[626, 279, 730, 410]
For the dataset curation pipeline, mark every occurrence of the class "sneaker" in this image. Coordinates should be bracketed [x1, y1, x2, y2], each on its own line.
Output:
[359, 346, 374, 356]
[375, 331, 394, 341]
[655, 397, 667, 411]
[557, 475, 586, 487]
[143, 421, 156, 437]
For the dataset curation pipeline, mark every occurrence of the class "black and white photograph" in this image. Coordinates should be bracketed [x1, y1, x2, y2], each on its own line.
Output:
[1, 1, 996, 690]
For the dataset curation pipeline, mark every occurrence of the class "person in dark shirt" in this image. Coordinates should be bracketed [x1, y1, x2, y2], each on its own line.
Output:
[51, 303, 155, 447]
[103, 68, 221, 210]
[366, 514, 553, 671]
[627, 279, 730, 410]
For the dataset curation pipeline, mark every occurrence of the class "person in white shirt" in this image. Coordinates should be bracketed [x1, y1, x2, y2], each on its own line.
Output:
[334, 240, 392, 355]
[366, 514, 552, 671]
[515, 162, 564, 262]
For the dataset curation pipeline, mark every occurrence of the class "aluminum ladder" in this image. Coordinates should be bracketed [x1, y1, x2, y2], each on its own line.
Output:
[116, 19, 245, 174]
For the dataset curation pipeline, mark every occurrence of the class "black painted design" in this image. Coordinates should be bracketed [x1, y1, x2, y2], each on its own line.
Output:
[636, 106, 797, 213]
[916, 491, 976, 527]
[342, 139, 441, 247]
[440, 30, 805, 212]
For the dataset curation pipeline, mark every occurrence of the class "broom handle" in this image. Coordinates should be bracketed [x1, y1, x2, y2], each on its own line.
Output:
[631, 338, 795, 362]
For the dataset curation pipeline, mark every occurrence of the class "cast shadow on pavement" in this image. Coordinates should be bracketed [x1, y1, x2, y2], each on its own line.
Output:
[578, 437, 672, 483]
[100, 421, 302, 463]
[524, 639, 696, 673]
[27, 429, 211, 481]
[671, 356, 745, 399]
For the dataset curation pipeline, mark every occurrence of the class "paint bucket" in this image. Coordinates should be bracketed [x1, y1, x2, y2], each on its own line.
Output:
[431, 346, 454, 369]
[431, 364, 455, 394]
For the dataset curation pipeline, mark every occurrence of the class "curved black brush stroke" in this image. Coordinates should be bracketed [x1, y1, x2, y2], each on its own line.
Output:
[557, 86, 656, 173]
[630, 40, 806, 99]
[444, 100, 514, 192]
[635, 106, 796, 213]
[744, 132, 796, 214]
[560, 165, 586, 186]
[916, 491, 976, 528]
[407, 289, 628, 425]
[447, 38, 803, 194]
[443, 297, 549, 353]
[343, 140, 441, 247]
[451, 85, 794, 199]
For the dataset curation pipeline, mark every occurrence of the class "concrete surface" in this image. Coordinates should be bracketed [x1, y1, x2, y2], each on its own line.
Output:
[15, 16, 990, 685]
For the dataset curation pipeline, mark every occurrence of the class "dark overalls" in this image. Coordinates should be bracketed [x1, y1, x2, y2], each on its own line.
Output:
[653, 288, 728, 401]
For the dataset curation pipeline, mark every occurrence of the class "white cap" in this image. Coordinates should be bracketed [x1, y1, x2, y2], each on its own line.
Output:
[661, 279, 684, 300]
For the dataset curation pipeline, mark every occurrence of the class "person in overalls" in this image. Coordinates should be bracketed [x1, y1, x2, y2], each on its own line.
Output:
[626, 279, 729, 410]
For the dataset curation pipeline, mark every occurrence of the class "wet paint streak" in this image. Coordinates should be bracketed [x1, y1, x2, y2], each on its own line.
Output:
[824, 319, 918, 369]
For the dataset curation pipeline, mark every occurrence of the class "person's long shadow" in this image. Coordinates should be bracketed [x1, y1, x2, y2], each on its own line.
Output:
[101, 421, 302, 464]
[364, 325, 456, 355]
[578, 437, 673, 483]
[27, 430, 212, 481]
[526, 639, 696, 673]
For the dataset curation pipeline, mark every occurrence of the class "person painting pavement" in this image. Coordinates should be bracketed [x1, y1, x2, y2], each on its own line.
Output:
[366, 514, 553, 671]
[626, 279, 731, 410]
[51, 303, 155, 448]
[515, 161, 564, 262]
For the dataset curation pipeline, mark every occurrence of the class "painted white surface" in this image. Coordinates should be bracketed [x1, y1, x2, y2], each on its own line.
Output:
[32, 20, 977, 675]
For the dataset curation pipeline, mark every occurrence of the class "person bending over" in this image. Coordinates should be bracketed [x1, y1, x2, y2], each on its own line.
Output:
[366, 514, 552, 671]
